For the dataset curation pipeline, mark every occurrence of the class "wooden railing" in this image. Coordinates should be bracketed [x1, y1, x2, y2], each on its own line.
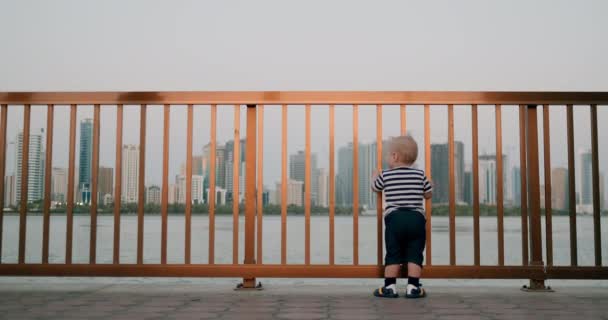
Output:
[0, 92, 607, 289]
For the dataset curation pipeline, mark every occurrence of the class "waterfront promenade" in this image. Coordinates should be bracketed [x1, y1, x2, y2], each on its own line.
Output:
[1, 278, 606, 320]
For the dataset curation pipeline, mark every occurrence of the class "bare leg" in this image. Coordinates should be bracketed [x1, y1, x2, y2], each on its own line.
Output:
[384, 264, 401, 278]
[407, 262, 422, 278]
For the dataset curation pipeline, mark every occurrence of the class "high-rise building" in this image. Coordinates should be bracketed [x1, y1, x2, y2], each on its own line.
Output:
[4, 175, 16, 207]
[145, 185, 161, 204]
[600, 173, 605, 210]
[192, 175, 204, 204]
[580, 150, 592, 205]
[121, 145, 139, 203]
[192, 155, 204, 176]
[336, 143, 353, 206]
[601, 173, 605, 210]
[512, 167, 521, 205]
[430, 141, 464, 204]
[78, 119, 93, 203]
[51, 167, 67, 203]
[216, 145, 226, 189]
[551, 168, 568, 211]
[359, 142, 378, 210]
[175, 175, 186, 204]
[98, 167, 114, 201]
[168, 183, 177, 204]
[206, 187, 227, 205]
[335, 142, 381, 208]
[463, 166, 472, 205]
[275, 180, 304, 206]
[316, 168, 329, 207]
[14, 129, 45, 204]
[224, 139, 245, 199]
[479, 155, 503, 205]
[289, 150, 319, 205]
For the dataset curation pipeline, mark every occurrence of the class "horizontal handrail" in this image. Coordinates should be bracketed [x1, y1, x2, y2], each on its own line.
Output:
[2, 91, 608, 105]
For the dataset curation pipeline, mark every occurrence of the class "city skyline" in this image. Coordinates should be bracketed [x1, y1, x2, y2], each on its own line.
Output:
[3, 120, 608, 211]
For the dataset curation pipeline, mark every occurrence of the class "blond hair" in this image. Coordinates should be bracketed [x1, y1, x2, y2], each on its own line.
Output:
[389, 135, 418, 164]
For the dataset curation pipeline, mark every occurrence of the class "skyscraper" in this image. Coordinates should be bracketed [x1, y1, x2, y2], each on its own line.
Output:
[176, 175, 186, 204]
[121, 144, 139, 203]
[98, 167, 114, 201]
[359, 142, 378, 209]
[316, 168, 329, 207]
[192, 155, 204, 176]
[145, 185, 161, 204]
[463, 166, 472, 205]
[14, 129, 45, 204]
[336, 143, 353, 206]
[192, 175, 205, 204]
[4, 175, 16, 207]
[224, 139, 245, 199]
[479, 155, 497, 205]
[275, 180, 304, 206]
[78, 119, 93, 203]
[580, 150, 592, 205]
[51, 167, 67, 203]
[430, 141, 464, 204]
[335, 142, 380, 209]
[551, 168, 568, 211]
[289, 150, 319, 205]
[512, 167, 521, 205]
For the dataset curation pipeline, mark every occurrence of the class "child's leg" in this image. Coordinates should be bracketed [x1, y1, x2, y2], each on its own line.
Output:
[407, 262, 421, 278]
[384, 264, 401, 287]
[407, 262, 422, 288]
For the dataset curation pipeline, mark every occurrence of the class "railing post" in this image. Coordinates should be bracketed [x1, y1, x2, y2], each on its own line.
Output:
[523, 104, 550, 291]
[238, 104, 259, 289]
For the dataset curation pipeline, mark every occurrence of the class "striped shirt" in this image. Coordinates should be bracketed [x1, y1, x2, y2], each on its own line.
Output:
[372, 166, 432, 216]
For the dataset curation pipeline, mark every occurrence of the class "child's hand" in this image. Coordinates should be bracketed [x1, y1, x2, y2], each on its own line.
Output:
[372, 169, 382, 181]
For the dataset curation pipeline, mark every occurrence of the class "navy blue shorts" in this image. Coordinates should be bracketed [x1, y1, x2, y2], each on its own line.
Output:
[384, 209, 426, 267]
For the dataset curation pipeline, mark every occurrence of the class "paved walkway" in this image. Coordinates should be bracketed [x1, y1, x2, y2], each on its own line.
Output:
[0, 278, 607, 319]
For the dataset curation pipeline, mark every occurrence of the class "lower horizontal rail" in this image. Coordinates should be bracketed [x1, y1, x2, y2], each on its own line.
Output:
[1, 264, 604, 279]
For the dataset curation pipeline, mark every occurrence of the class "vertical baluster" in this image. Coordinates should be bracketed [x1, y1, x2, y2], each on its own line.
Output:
[590, 104, 602, 266]
[161, 104, 170, 264]
[329, 105, 335, 265]
[495, 104, 504, 266]
[42, 105, 54, 263]
[448, 104, 456, 265]
[424, 104, 432, 266]
[353, 104, 359, 265]
[185, 104, 193, 264]
[113, 104, 123, 264]
[66, 104, 77, 264]
[232, 105, 240, 264]
[566, 104, 577, 266]
[472, 105, 480, 266]
[526, 105, 543, 270]
[256, 105, 264, 264]
[18, 104, 31, 264]
[542, 104, 553, 266]
[519, 105, 529, 265]
[89, 104, 100, 264]
[305, 104, 311, 265]
[0, 104, 8, 263]
[137, 104, 146, 265]
[400, 104, 406, 135]
[281, 104, 288, 265]
[376, 104, 383, 266]
[243, 104, 257, 288]
[209, 105, 217, 264]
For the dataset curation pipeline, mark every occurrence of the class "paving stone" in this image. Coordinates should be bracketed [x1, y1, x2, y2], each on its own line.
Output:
[277, 312, 327, 320]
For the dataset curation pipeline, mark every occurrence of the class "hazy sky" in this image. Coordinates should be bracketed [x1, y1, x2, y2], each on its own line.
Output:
[1, 1, 607, 197]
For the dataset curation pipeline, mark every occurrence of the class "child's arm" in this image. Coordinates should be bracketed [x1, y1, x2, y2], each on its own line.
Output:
[371, 169, 384, 193]
[423, 175, 433, 199]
